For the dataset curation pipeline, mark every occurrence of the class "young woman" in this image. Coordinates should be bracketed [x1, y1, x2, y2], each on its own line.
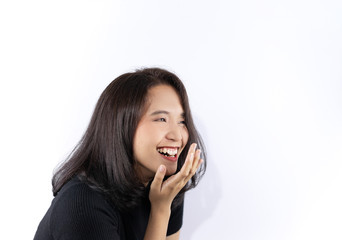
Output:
[34, 68, 206, 240]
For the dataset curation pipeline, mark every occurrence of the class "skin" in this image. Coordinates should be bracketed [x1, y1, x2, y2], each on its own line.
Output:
[147, 143, 202, 240]
[133, 85, 203, 240]
[133, 84, 189, 181]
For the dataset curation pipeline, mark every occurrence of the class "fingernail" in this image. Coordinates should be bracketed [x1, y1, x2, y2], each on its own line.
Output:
[159, 165, 165, 172]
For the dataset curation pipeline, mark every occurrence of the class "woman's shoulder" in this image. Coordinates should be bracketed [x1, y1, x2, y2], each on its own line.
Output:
[55, 176, 99, 198]
[47, 177, 122, 239]
[53, 176, 117, 214]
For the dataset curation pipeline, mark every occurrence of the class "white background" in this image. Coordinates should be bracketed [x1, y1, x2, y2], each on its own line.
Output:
[1, 0, 341, 239]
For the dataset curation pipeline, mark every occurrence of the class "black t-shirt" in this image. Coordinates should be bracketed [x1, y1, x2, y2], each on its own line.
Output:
[34, 177, 183, 240]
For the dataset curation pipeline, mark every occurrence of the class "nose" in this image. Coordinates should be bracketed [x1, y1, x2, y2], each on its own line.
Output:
[165, 122, 183, 142]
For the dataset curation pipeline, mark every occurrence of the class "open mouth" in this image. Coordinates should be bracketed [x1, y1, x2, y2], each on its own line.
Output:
[157, 147, 178, 158]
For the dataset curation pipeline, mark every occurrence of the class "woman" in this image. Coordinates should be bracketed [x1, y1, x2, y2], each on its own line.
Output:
[34, 68, 206, 240]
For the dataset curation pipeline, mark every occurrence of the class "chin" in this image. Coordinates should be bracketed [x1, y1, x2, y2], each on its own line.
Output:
[165, 167, 177, 176]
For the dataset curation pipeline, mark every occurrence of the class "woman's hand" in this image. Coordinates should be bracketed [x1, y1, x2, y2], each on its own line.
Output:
[149, 143, 203, 212]
[144, 143, 202, 240]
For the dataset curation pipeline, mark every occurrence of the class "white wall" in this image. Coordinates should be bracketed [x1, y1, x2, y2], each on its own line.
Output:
[1, 0, 341, 239]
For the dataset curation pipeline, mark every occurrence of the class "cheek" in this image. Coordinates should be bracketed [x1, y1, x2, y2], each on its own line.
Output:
[182, 128, 189, 145]
[133, 126, 148, 157]
[134, 123, 163, 149]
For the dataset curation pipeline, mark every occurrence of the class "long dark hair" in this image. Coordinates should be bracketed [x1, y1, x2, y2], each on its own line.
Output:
[52, 67, 206, 211]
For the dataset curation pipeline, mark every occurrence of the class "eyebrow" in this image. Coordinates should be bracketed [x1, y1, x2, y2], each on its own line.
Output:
[150, 110, 185, 117]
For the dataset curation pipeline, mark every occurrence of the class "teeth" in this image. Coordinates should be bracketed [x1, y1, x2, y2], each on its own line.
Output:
[157, 147, 177, 157]
[167, 149, 177, 156]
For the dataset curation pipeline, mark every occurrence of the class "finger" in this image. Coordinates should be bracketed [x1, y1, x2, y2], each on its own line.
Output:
[181, 144, 197, 176]
[189, 149, 201, 175]
[177, 144, 198, 180]
[186, 143, 198, 168]
[163, 144, 197, 186]
[185, 149, 202, 182]
[195, 158, 204, 171]
[184, 158, 203, 183]
[150, 165, 166, 192]
[165, 153, 194, 188]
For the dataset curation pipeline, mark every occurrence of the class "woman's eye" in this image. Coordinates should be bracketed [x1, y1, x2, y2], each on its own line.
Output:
[156, 118, 166, 122]
[179, 120, 186, 125]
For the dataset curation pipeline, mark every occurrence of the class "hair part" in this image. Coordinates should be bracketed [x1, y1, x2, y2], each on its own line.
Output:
[52, 67, 207, 211]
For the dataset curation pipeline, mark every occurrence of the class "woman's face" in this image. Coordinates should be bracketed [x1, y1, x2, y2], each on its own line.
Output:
[133, 84, 189, 182]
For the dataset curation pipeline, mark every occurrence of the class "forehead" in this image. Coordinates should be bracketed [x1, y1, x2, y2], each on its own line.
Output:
[145, 85, 184, 113]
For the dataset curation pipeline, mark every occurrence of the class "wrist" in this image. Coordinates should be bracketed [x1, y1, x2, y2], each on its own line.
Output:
[150, 204, 171, 218]
[144, 204, 171, 240]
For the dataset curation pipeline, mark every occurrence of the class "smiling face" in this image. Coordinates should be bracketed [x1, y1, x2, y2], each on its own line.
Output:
[133, 84, 189, 183]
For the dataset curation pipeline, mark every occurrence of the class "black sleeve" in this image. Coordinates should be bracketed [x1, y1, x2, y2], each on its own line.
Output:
[50, 183, 121, 240]
[167, 201, 184, 236]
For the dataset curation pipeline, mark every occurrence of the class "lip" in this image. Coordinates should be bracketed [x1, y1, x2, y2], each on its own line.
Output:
[160, 153, 178, 162]
[157, 146, 180, 150]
